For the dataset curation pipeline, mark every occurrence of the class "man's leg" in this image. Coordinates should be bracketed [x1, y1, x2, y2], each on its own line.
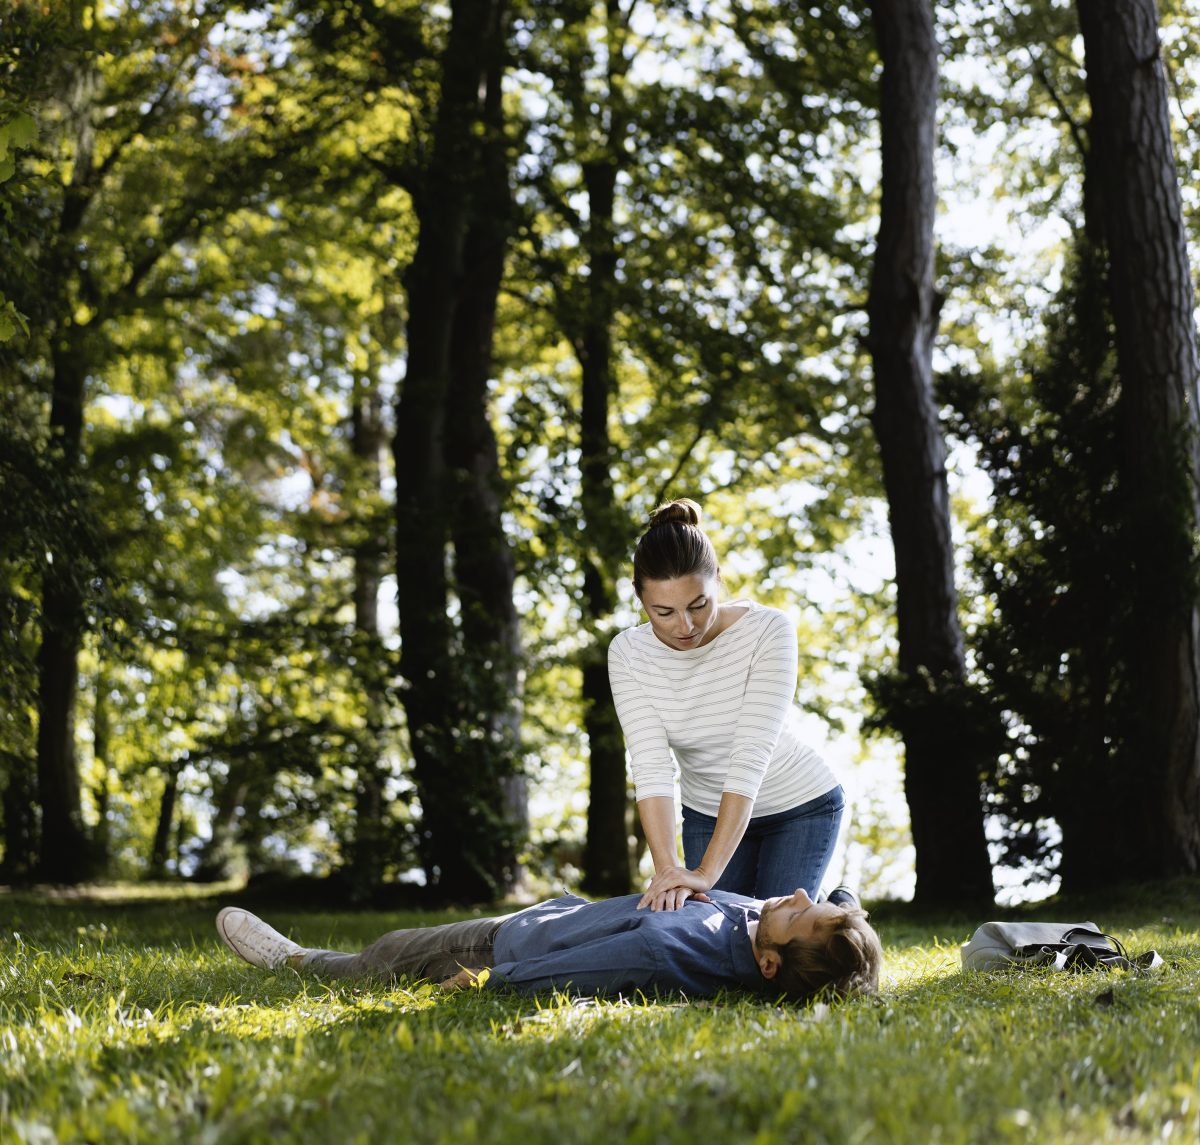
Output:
[218, 907, 515, 983]
[300, 914, 510, 982]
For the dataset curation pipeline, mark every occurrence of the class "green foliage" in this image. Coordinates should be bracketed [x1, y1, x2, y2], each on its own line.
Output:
[1, 881, 1198, 1143]
[0, 395, 113, 782]
[496, 3, 891, 875]
[1, 0, 423, 883]
[4, 0, 1196, 893]
[946, 237, 1150, 880]
[0, 112, 36, 187]
[507, 0, 883, 525]
[932, 3, 1200, 890]
[863, 665, 996, 759]
[0, 0, 79, 345]
[0, 100, 36, 341]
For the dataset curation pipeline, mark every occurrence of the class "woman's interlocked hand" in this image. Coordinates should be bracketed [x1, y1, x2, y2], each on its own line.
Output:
[637, 866, 713, 911]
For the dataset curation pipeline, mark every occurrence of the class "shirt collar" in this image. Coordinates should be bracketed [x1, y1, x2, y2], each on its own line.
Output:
[705, 895, 770, 994]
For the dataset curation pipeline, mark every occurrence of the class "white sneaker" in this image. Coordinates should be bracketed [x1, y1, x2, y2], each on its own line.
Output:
[216, 907, 305, 970]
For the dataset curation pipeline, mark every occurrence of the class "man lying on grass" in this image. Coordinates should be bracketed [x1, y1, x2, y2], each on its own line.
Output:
[216, 886, 881, 1003]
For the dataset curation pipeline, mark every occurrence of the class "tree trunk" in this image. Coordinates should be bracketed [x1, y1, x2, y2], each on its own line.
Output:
[0, 763, 39, 884]
[574, 157, 633, 896]
[866, 0, 994, 907]
[193, 770, 252, 882]
[149, 763, 179, 878]
[1075, 0, 1200, 879]
[544, 2, 636, 897]
[31, 41, 98, 885]
[394, 0, 517, 901]
[91, 668, 112, 875]
[1047, 234, 1129, 892]
[35, 337, 92, 884]
[345, 375, 391, 900]
[444, 97, 527, 891]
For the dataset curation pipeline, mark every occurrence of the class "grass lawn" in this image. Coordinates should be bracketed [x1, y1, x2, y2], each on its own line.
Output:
[1, 878, 1198, 1144]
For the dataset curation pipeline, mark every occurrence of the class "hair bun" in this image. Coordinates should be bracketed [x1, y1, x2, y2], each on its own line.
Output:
[633, 497, 717, 592]
[648, 498, 702, 530]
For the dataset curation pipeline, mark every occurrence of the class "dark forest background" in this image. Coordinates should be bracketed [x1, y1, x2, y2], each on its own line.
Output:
[3, 0, 1199, 908]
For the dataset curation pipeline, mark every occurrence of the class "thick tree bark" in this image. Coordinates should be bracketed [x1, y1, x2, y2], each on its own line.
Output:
[445, 140, 527, 891]
[394, 0, 519, 901]
[574, 157, 633, 896]
[1043, 233, 1128, 891]
[31, 46, 101, 884]
[346, 377, 391, 899]
[546, 2, 636, 897]
[1074, 0, 1200, 880]
[148, 763, 178, 878]
[193, 764, 258, 882]
[0, 764, 39, 883]
[35, 336, 92, 883]
[91, 668, 112, 874]
[866, 0, 994, 907]
[193, 786, 244, 882]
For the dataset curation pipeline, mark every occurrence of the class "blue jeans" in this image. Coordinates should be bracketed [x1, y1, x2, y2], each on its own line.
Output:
[682, 786, 846, 900]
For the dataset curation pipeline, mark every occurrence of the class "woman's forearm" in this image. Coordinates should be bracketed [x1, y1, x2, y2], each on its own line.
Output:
[637, 796, 681, 872]
[636, 791, 755, 910]
[695, 791, 754, 884]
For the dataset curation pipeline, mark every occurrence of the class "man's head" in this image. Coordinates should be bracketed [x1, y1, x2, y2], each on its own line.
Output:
[752, 888, 882, 1003]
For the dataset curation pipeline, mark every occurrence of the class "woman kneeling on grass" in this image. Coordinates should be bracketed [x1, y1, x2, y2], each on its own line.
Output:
[609, 498, 846, 913]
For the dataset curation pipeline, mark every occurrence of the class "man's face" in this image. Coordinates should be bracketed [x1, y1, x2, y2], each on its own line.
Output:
[755, 888, 846, 950]
[638, 573, 721, 650]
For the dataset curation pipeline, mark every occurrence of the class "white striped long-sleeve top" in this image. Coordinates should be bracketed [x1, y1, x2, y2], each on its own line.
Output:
[607, 602, 838, 817]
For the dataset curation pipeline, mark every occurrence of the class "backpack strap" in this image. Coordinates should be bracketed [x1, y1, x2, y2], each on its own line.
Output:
[1059, 927, 1128, 960]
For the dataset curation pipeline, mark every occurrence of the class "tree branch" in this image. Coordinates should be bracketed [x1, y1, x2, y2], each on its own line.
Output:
[1033, 63, 1089, 161]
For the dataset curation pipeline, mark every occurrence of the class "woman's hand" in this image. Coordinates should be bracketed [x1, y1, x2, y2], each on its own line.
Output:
[637, 866, 713, 911]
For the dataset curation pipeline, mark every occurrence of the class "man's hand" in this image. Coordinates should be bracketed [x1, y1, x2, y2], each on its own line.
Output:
[438, 967, 486, 991]
[637, 866, 713, 911]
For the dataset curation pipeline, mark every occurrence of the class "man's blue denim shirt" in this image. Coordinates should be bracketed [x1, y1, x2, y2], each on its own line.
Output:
[487, 891, 768, 998]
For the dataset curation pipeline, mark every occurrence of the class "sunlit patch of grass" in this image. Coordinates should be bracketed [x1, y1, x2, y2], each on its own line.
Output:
[2, 881, 1199, 1143]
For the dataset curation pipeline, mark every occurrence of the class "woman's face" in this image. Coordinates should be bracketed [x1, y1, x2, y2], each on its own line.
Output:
[638, 573, 722, 650]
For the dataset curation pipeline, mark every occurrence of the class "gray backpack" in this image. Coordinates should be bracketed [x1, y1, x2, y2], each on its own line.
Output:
[961, 921, 1163, 972]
